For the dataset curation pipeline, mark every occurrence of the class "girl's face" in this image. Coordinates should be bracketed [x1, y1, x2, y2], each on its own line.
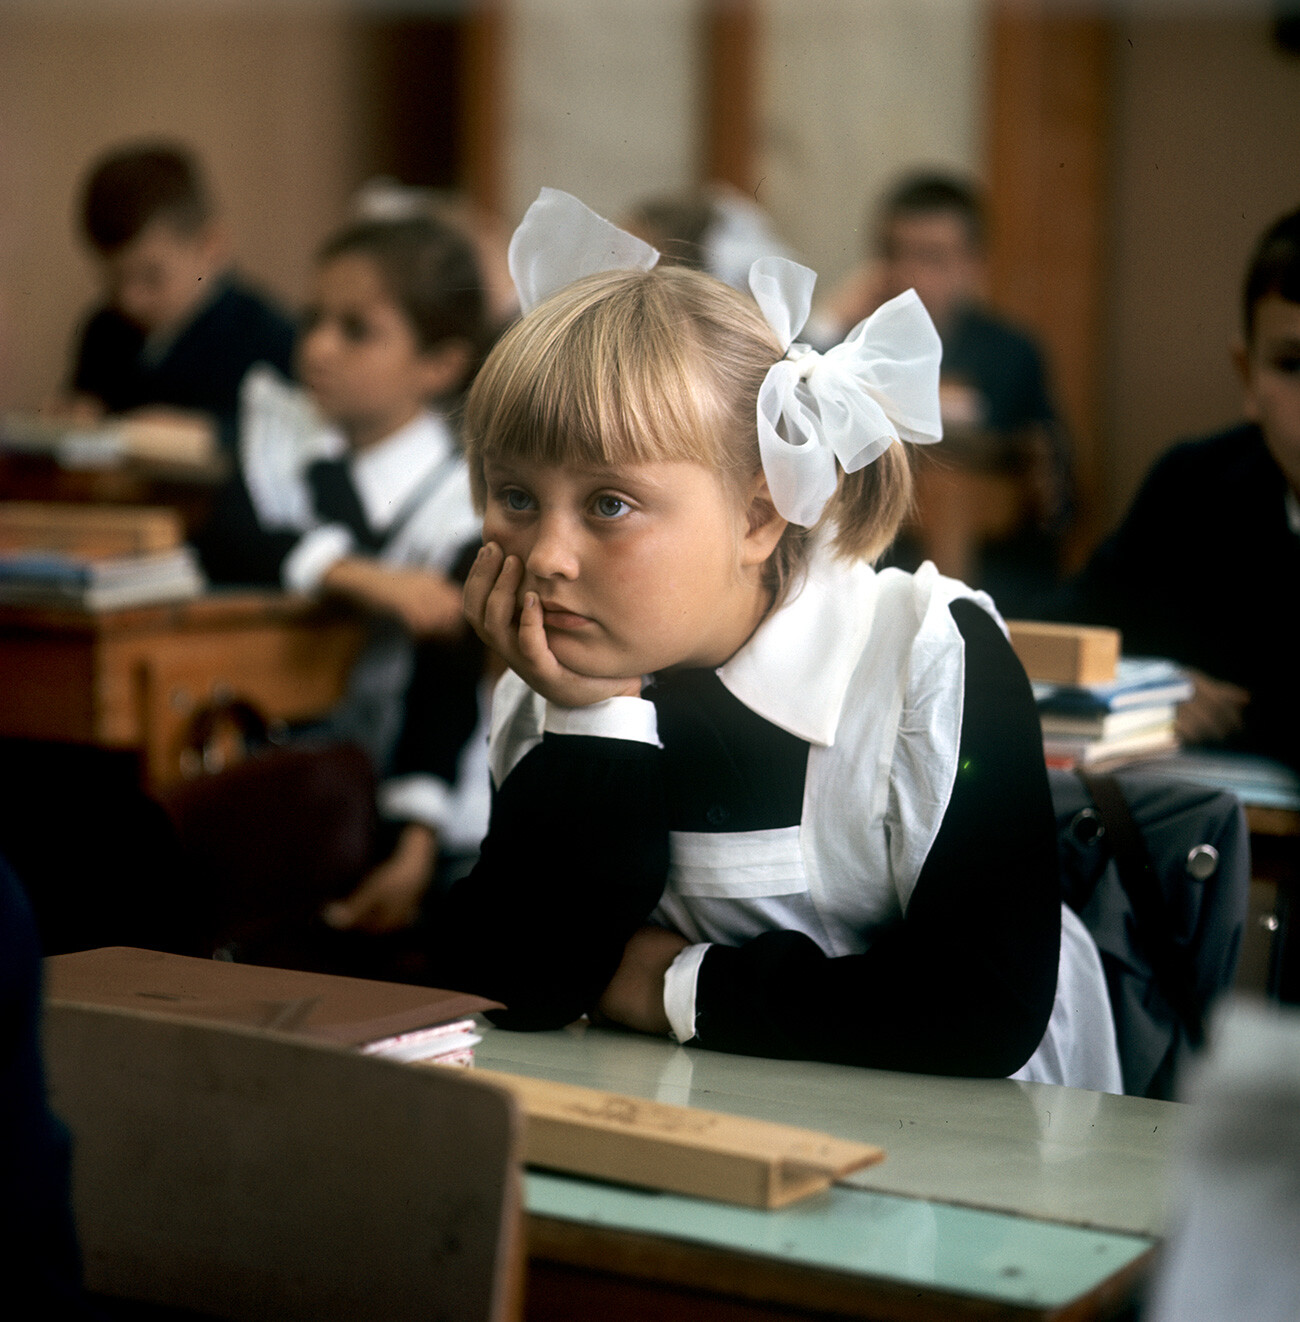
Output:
[298, 253, 442, 450]
[481, 455, 782, 678]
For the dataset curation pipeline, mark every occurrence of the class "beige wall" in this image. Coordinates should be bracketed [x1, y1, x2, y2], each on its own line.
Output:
[1103, 4, 1300, 530]
[0, 2, 364, 411]
[756, 0, 984, 283]
[504, 0, 700, 225]
[498, 0, 985, 281]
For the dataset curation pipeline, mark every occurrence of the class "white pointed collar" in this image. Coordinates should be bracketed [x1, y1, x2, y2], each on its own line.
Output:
[717, 549, 880, 747]
[348, 410, 455, 531]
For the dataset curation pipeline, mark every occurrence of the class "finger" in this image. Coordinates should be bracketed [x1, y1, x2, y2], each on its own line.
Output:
[481, 553, 524, 648]
[462, 543, 501, 629]
[514, 590, 560, 675]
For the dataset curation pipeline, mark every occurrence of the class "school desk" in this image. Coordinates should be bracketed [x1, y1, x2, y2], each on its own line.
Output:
[0, 592, 365, 790]
[0, 440, 227, 537]
[472, 1021, 1178, 1321]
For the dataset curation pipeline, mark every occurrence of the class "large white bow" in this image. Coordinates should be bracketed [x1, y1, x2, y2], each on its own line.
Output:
[508, 187, 658, 314]
[751, 257, 943, 527]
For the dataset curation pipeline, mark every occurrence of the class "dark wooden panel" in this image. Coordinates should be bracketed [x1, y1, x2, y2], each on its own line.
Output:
[984, 2, 1115, 557]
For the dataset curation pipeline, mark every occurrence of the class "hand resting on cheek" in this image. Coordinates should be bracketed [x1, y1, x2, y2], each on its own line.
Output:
[463, 541, 643, 708]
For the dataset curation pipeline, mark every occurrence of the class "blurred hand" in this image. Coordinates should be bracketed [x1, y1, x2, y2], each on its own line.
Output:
[594, 925, 690, 1036]
[323, 559, 465, 638]
[321, 823, 437, 934]
[1176, 670, 1250, 746]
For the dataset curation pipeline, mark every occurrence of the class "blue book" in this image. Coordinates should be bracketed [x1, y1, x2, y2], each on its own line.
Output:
[1034, 656, 1193, 716]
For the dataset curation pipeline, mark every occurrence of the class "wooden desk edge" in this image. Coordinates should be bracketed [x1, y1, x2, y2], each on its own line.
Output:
[527, 1212, 1157, 1322]
[1246, 804, 1300, 838]
[0, 591, 360, 635]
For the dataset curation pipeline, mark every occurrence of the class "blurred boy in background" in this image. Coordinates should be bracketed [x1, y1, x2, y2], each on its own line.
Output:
[816, 170, 1072, 615]
[65, 140, 296, 449]
[1059, 205, 1300, 772]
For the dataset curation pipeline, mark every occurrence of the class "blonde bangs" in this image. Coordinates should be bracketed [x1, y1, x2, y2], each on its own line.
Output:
[464, 267, 777, 506]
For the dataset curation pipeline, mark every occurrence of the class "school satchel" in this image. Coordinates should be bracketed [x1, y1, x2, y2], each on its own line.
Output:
[1051, 767, 1251, 1099]
[158, 697, 377, 961]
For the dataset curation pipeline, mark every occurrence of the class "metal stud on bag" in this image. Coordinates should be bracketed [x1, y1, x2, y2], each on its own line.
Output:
[1185, 844, 1219, 881]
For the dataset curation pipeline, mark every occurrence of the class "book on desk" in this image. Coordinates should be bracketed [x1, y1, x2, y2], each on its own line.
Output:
[0, 500, 204, 610]
[1009, 622, 1192, 770]
[44, 946, 500, 1067]
[1, 410, 220, 475]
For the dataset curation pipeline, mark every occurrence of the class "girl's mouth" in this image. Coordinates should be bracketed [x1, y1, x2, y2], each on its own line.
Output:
[539, 600, 592, 630]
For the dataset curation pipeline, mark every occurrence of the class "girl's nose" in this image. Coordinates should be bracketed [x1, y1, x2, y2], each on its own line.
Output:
[523, 512, 580, 581]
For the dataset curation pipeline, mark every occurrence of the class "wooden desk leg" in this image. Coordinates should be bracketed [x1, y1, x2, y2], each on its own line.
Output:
[134, 658, 195, 792]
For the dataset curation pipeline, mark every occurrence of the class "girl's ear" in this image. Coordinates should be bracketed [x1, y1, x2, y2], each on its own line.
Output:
[418, 338, 474, 401]
[739, 471, 788, 568]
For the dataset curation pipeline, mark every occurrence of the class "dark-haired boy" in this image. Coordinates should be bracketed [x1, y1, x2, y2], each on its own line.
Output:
[66, 141, 296, 447]
[1061, 206, 1300, 772]
[817, 170, 1072, 614]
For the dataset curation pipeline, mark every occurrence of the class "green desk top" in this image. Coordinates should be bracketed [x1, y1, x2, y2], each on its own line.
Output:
[527, 1171, 1154, 1312]
[475, 1019, 1183, 1238]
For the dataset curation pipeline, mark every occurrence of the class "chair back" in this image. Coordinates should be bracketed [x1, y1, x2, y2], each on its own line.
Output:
[44, 1002, 522, 1322]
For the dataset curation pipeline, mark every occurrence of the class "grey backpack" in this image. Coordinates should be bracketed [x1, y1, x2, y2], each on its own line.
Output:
[1052, 768, 1251, 1099]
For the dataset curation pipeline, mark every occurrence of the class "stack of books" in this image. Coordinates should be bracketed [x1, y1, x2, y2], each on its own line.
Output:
[0, 501, 205, 610]
[1, 410, 219, 473]
[1007, 620, 1193, 770]
[44, 946, 502, 1068]
[1034, 657, 1193, 770]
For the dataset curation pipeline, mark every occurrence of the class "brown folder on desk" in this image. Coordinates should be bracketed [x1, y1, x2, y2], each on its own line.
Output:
[45, 946, 502, 1061]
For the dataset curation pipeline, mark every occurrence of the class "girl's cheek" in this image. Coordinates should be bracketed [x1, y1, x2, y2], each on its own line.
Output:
[481, 508, 507, 544]
[481, 511, 524, 561]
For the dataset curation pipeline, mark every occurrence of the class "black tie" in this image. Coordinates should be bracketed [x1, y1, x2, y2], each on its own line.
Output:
[305, 458, 384, 554]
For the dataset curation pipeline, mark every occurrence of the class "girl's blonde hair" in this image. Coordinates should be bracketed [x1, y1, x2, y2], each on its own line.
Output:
[463, 264, 911, 603]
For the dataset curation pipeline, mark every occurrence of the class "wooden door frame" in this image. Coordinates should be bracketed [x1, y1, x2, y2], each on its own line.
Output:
[984, 1, 1115, 558]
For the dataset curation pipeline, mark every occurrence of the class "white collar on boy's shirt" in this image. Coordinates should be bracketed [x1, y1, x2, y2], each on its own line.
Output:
[716, 546, 881, 748]
[344, 410, 456, 532]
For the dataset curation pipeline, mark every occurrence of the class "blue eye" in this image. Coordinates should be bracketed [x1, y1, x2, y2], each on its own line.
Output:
[593, 494, 630, 519]
[499, 487, 534, 513]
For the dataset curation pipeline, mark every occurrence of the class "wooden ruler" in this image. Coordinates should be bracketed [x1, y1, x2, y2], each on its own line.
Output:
[464, 1068, 884, 1209]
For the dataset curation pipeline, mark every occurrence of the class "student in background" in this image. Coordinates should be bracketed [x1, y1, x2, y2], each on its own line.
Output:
[195, 213, 492, 947]
[421, 190, 1119, 1091]
[623, 184, 799, 291]
[66, 140, 296, 448]
[1058, 206, 1300, 773]
[815, 170, 1072, 616]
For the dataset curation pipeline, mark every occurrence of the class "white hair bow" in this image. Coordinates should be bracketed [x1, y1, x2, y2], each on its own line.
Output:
[751, 258, 943, 527]
[508, 187, 658, 314]
[506, 189, 943, 528]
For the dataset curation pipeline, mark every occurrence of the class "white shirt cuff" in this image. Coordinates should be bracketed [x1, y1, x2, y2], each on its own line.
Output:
[377, 775, 453, 836]
[282, 523, 355, 593]
[543, 695, 660, 746]
[663, 942, 711, 1044]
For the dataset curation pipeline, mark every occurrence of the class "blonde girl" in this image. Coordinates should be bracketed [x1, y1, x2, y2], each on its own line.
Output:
[427, 191, 1119, 1088]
